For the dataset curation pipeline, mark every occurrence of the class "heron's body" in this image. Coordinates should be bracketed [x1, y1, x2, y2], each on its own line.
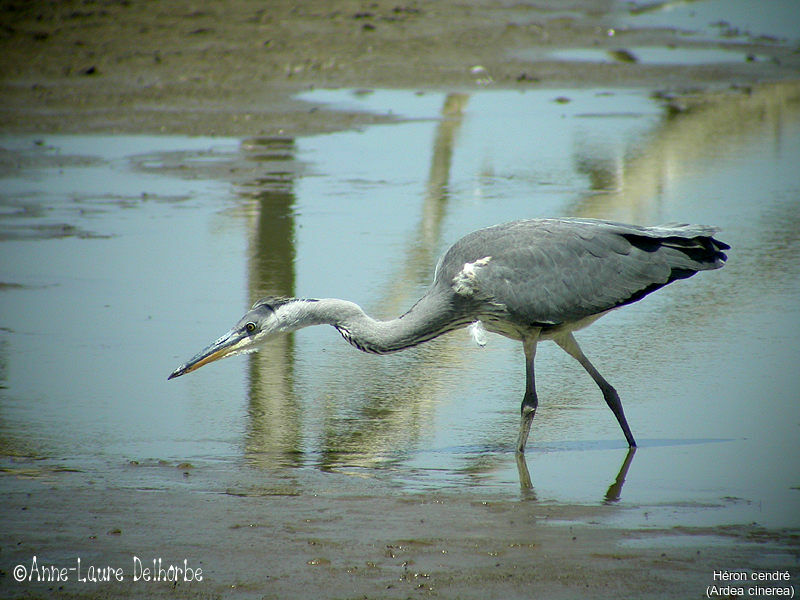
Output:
[169, 217, 729, 452]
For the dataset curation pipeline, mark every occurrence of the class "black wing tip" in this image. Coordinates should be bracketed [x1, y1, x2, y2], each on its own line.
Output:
[709, 236, 730, 267]
[713, 239, 731, 253]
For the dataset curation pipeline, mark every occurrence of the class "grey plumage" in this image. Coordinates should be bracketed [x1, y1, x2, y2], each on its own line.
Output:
[169, 217, 729, 452]
[436, 218, 726, 330]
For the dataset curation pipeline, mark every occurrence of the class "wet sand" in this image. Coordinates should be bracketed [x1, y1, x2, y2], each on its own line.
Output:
[3, 465, 797, 600]
[1, 1, 799, 598]
[2, 0, 799, 137]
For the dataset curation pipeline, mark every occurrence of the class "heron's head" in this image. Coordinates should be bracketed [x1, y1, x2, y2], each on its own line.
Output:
[168, 297, 300, 379]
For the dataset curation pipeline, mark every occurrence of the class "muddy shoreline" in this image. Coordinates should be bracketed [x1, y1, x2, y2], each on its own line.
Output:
[2, 464, 797, 600]
[1, 1, 799, 598]
[2, 1, 799, 138]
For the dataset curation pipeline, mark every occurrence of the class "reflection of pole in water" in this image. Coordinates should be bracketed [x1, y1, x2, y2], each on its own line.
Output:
[419, 93, 471, 253]
[319, 93, 471, 467]
[240, 136, 302, 465]
[232, 106, 476, 470]
[387, 92, 471, 306]
[569, 82, 800, 223]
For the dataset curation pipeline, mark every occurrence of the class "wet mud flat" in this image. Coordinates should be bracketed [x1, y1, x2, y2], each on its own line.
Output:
[1, 0, 800, 136]
[1, 467, 797, 600]
[2, 1, 800, 599]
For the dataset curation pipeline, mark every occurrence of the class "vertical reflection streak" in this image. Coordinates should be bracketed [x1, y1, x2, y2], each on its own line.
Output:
[239, 137, 302, 467]
[318, 94, 472, 471]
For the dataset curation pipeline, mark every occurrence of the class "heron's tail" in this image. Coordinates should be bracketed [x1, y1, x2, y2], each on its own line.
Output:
[661, 231, 729, 271]
[624, 223, 729, 276]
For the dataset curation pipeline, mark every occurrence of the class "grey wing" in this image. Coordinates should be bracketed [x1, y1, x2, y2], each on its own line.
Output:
[445, 218, 728, 327]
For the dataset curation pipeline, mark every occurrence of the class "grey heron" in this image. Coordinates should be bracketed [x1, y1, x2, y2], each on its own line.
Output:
[169, 217, 729, 452]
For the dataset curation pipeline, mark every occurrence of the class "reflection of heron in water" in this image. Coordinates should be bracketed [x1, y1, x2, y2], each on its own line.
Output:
[169, 217, 728, 453]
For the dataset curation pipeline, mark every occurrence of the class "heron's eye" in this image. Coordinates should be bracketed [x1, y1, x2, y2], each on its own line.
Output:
[245, 322, 256, 334]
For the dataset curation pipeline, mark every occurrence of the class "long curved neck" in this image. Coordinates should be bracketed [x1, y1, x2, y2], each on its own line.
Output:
[284, 293, 474, 354]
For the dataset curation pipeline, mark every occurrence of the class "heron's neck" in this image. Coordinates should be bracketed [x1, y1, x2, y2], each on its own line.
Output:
[285, 295, 472, 354]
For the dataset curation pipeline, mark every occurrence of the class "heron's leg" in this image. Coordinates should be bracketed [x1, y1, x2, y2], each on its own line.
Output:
[516, 335, 539, 454]
[554, 332, 637, 448]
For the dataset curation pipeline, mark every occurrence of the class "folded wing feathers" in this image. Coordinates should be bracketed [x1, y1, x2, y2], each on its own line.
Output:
[444, 218, 728, 328]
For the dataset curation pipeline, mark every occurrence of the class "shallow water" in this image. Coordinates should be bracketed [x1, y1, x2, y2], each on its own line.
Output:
[521, 46, 769, 65]
[619, 0, 800, 43]
[1, 85, 799, 529]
